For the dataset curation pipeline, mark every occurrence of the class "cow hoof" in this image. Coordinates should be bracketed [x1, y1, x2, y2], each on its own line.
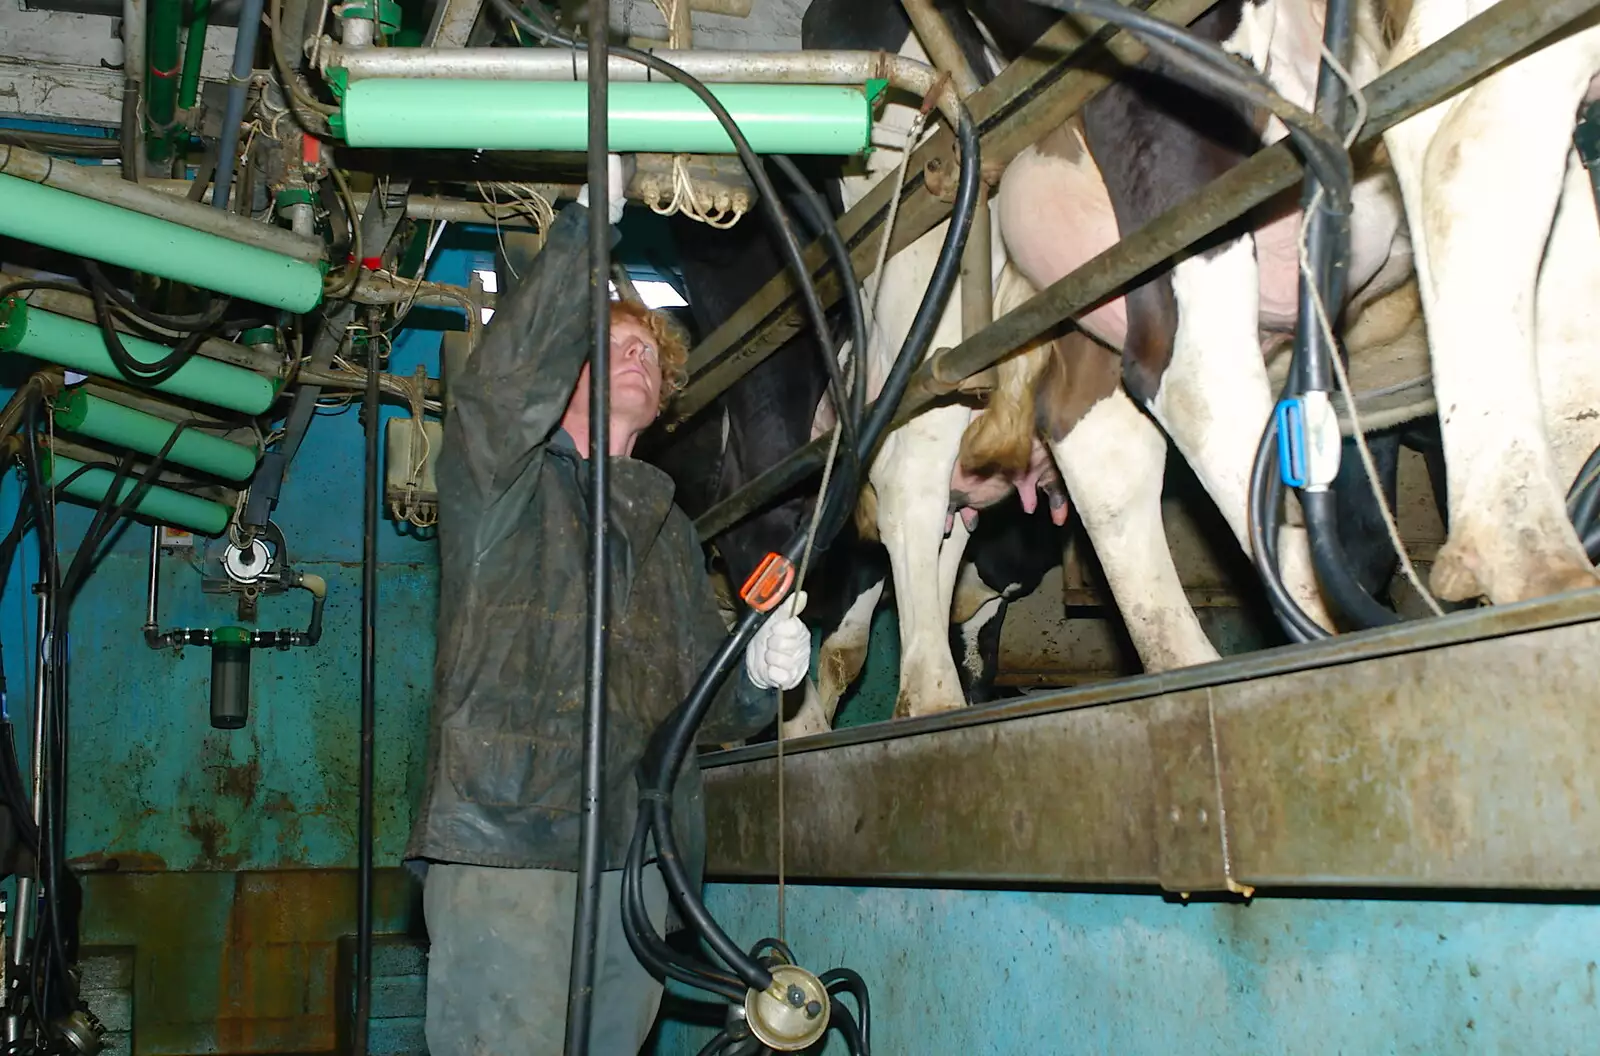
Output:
[1429, 542, 1487, 603]
[1432, 536, 1600, 605]
[893, 691, 966, 720]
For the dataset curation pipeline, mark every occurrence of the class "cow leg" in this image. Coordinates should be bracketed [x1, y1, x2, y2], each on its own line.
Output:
[1052, 387, 1221, 669]
[951, 561, 1003, 701]
[1384, 23, 1600, 603]
[782, 576, 885, 739]
[1148, 238, 1334, 628]
[873, 405, 974, 718]
[1536, 144, 1600, 497]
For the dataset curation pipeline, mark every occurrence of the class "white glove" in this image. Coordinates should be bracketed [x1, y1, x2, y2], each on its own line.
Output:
[576, 153, 628, 225]
[745, 592, 811, 692]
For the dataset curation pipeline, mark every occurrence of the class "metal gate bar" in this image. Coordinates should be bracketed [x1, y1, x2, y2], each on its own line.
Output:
[702, 589, 1600, 891]
[670, 0, 1222, 421]
[691, 0, 1600, 540]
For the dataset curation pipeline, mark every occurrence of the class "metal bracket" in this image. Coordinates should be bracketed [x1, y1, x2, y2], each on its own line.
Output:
[1147, 688, 1254, 898]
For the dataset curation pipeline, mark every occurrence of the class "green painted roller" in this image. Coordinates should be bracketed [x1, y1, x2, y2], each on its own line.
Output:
[43, 452, 231, 536]
[0, 173, 325, 313]
[328, 77, 882, 155]
[0, 299, 280, 416]
[53, 390, 260, 482]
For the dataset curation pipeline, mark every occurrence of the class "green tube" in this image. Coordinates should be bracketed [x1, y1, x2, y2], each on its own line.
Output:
[0, 299, 279, 416]
[329, 78, 879, 155]
[53, 391, 258, 481]
[43, 453, 231, 536]
[146, 0, 184, 158]
[0, 174, 324, 313]
[178, 0, 212, 111]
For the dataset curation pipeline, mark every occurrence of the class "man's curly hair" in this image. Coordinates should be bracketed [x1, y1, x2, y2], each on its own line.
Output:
[611, 299, 689, 410]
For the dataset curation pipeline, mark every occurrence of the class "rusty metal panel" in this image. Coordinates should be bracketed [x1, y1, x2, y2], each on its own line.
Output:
[704, 592, 1600, 889]
[710, 696, 1161, 884]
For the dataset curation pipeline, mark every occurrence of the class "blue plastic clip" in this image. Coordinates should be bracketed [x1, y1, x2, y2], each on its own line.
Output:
[1275, 398, 1308, 489]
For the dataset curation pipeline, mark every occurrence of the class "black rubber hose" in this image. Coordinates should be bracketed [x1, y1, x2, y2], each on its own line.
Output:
[821, 967, 871, 1053]
[1248, 413, 1325, 643]
[86, 276, 212, 386]
[354, 328, 379, 1055]
[769, 154, 870, 453]
[635, 99, 982, 995]
[83, 261, 231, 332]
[618, 814, 747, 1000]
[748, 936, 796, 967]
[830, 1002, 867, 1056]
[563, 0, 611, 1050]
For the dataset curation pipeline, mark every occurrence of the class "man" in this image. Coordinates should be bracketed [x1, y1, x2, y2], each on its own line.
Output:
[408, 157, 811, 1055]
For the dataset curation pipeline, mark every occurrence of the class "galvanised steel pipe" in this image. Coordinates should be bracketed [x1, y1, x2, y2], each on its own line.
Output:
[320, 44, 962, 125]
[0, 172, 325, 312]
[52, 390, 260, 481]
[329, 78, 883, 155]
[0, 299, 280, 415]
[42, 452, 232, 535]
[0, 145, 325, 264]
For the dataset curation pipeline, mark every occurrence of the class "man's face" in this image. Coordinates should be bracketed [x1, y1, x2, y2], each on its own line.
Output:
[570, 314, 665, 436]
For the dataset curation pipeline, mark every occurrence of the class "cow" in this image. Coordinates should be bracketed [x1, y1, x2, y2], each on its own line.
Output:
[1380, 0, 1600, 604]
[655, 155, 1070, 739]
[789, 0, 1431, 720]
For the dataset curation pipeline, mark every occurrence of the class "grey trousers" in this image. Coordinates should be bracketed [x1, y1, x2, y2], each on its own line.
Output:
[423, 862, 669, 1056]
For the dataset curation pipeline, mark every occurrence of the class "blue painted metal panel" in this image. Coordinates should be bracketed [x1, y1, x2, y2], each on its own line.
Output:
[655, 884, 1600, 1054]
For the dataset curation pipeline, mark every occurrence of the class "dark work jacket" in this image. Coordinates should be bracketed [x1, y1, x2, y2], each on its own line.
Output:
[405, 204, 775, 873]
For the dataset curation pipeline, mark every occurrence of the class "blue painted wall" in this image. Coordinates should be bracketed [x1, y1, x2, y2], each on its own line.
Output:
[654, 883, 1600, 1054]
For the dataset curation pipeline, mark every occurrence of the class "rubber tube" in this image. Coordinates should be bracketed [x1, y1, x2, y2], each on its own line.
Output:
[562, 2, 611, 1050]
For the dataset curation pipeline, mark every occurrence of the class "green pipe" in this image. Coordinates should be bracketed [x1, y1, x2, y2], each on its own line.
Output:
[0, 299, 279, 415]
[328, 77, 881, 155]
[178, 0, 212, 111]
[53, 390, 258, 481]
[146, 0, 184, 159]
[0, 174, 324, 313]
[43, 452, 231, 536]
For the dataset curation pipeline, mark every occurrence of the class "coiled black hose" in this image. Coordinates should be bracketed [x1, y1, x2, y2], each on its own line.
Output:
[627, 97, 979, 1007]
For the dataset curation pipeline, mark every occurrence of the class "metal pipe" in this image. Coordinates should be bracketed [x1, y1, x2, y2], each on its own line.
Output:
[122, 0, 148, 180]
[960, 191, 993, 339]
[319, 44, 963, 127]
[691, 0, 1597, 542]
[0, 145, 325, 263]
[178, 0, 211, 110]
[144, 526, 160, 639]
[145, 0, 183, 158]
[9, 593, 49, 1035]
[212, 0, 268, 211]
[354, 319, 378, 1056]
[899, 0, 982, 97]
[565, 2, 609, 1049]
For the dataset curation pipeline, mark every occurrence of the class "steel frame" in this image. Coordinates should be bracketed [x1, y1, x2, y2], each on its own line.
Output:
[686, 0, 1600, 541]
[703, 588, 1600, 890]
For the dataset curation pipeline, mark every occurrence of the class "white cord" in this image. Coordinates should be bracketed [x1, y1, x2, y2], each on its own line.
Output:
[1296, 43, 1442, 617]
